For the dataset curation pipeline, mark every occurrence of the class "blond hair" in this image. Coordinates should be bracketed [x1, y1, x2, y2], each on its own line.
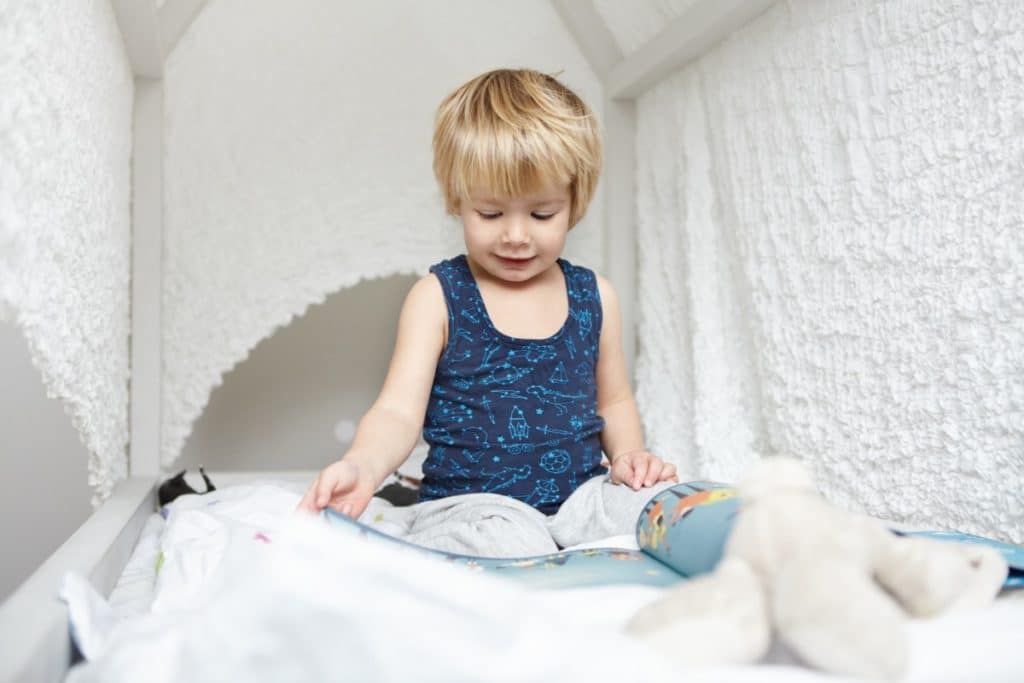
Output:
[432, 69, 602, 229]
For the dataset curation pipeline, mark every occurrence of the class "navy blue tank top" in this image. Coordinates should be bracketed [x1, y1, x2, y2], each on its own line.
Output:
[419, 254, 606, 514]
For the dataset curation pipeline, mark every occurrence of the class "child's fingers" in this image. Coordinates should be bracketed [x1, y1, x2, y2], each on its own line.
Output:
[296, 476, 322, 511]
[644, 459, 663, 487]
[329, 497, 362, 519]
[317, 474, 337, 508]
[296, 485, 317, 512]
[632, 457, 648, 489]
[660, 463, 678, 483]
[319, 463, 360, 505]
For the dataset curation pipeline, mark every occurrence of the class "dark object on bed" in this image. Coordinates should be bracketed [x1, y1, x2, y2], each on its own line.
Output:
[376, 482, 419, 507]
[158, 466, 217, 506]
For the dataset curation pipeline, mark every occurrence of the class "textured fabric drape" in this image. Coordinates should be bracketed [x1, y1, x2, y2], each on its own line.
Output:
[629, 0, 1024, 542]
[0, 0, 133, 504]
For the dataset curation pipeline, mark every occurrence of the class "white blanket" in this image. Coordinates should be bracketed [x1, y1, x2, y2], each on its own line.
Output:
[61, 483, 1024, 682]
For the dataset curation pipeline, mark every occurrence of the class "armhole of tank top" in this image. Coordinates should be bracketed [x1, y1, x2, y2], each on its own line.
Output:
[590, 268, 604, 362]
[430, 270, 457, 365]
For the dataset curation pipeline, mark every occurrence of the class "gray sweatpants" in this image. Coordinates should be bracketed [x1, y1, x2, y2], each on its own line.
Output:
[359, 474, 674, 557]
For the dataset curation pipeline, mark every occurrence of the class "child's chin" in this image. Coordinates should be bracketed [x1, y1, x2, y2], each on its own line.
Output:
[496, 267, 538, 283]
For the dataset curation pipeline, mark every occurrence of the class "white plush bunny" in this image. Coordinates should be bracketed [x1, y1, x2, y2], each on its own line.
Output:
[626, 457, 1008, 680]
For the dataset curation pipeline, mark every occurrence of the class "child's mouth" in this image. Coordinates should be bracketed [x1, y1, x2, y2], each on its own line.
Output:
[495, 255, 535, 268]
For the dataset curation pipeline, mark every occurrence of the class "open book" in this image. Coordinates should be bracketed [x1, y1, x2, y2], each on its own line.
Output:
[323, 480, 1024, 590]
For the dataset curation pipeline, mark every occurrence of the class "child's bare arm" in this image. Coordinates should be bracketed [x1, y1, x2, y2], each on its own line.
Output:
[594, 275, 677, 489]
[297, 274, 446, 515]
[346, 274, 446, 483]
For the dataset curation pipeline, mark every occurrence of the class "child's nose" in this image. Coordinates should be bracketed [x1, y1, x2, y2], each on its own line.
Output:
[501, 217, 529, 245]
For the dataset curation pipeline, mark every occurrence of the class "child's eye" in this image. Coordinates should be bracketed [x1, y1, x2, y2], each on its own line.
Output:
[477, 211, 501, 220]
[532, 213, 555, 221]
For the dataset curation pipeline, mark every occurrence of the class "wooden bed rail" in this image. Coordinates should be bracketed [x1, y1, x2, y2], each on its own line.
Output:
[0, 477, 157, 683]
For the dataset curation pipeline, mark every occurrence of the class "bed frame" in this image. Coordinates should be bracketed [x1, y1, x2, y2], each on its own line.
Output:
[0, 477, 156, 682]
[0, 471, 315, 682]
[0, 2, 775, 681]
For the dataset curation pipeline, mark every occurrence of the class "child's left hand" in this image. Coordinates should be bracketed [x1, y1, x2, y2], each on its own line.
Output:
[609, 450, 678, 490]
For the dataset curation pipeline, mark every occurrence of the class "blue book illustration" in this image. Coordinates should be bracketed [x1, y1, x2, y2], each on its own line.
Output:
[323, 481, 1024, 590]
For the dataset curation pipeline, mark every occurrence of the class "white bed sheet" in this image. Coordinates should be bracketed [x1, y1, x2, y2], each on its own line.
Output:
[103, 474, 640, 619]
[66, 482, 1024, 682]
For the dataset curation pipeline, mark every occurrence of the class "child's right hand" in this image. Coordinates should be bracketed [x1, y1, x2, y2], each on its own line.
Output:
[296, 459, 376, 519]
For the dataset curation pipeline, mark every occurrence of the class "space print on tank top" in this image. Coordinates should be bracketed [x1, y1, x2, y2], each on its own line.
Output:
[420, 254, 606, 514]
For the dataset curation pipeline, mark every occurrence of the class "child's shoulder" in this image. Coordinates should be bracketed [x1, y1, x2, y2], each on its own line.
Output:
[590, 270, 612, 291]
[559, 256, 603, 278]
[561, 260, 615, 299]
[427, 253, 468, 273]
[404, 271, 446, 312]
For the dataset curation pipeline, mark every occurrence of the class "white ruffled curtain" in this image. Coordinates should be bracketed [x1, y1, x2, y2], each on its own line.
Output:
[631, 0, 1024, 542]
[633, 68, 763, 485]
[0, 0, 133, 504]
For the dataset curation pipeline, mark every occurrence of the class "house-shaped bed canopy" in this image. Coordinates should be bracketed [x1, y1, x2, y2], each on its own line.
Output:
[3, 1, 1023, 680]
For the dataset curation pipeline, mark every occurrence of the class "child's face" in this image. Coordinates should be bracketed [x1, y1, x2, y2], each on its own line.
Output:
[459, 182, 571, 284]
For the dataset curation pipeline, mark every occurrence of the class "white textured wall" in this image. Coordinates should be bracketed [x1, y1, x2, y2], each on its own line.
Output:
[627, 0, 1024, 541]
[0, 0, 133, 503]
[162, 0, 605, 468]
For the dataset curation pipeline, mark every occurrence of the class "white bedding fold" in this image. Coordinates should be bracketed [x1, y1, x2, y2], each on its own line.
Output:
[66, 510, 678, 682]
[62, 483, 1024, 682]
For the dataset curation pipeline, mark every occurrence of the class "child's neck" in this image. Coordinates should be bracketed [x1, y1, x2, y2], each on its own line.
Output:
[465, 256, 568, 340]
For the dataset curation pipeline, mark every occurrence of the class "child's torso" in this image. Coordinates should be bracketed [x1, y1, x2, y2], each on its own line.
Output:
[420, 254, 606, 515]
